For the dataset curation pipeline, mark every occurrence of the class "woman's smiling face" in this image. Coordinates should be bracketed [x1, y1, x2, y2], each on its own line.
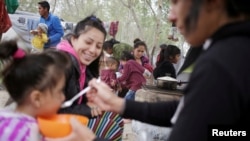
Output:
[71, 27, 105, 65]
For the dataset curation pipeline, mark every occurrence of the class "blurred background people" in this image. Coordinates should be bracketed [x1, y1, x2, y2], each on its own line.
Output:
[30, 23, 48, 53]
[153, 44, 181, 79]
[38, 1, 64, 49]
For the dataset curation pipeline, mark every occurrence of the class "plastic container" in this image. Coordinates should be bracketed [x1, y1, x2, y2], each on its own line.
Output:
[37, 114, 89, 138]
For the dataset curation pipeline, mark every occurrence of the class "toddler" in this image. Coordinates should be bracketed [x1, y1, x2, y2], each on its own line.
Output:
[0, 40, 70, 140]
[100, 56, 119, 92]
[30, 23, 48, 53]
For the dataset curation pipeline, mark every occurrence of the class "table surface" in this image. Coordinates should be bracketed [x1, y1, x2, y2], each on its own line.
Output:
[142, 85, 183, 96]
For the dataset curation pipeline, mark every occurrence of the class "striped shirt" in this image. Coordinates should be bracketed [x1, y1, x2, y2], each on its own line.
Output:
[0, 109, 44, 141]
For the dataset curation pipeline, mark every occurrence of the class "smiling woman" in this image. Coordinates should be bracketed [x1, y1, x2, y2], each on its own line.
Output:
[55, 15, 124, 140]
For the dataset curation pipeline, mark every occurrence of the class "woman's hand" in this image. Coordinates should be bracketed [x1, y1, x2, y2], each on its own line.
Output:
[46, 118, 96, 141]
[87, 79, 125, 114]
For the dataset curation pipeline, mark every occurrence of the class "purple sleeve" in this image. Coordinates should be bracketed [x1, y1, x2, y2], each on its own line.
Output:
[117, 63, 130, 83]
[141, 56, 154, 72]
[141, 56, 149, 65]
[0, 118, 30, 141]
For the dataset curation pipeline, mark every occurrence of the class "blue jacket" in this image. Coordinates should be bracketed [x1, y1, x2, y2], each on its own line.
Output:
[40, 13, 64, 48]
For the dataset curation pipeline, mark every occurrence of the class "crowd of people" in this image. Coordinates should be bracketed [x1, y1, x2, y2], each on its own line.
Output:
[1, 0, 250, 141]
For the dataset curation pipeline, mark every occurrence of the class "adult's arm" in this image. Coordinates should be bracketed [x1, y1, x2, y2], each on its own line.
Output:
[49, 15, 64, 45]
[168, 57, 242, 141]
[123, 100, 179, 127]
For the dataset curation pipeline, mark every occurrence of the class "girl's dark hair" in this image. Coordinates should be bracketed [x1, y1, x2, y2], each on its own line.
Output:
[133, 38, 147, 50]
[157, 44, 168, 66]
[106, 56, 119, 67]
[164, 45, 181, 60]
[120, 51, 135, 61]
[225, 0, 250, 17]
[103, 41, 113, 51]
[102, 38, 120, 51]
[185, 0, 250, 33]
[0, 40, 69, 104]
[63, 15, 107, 77]
[156, 44, 180, 66]
[160, 44, 168, 49]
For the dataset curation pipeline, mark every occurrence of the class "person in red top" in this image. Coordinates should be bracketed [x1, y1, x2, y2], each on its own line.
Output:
[100, 56, 119, 92]
[118, 51, 146, 100]
[132, 38, 153, 73]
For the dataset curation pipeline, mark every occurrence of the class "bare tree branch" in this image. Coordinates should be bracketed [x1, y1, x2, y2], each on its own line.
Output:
[73, 0, 80, 19]
[51, 0, 57, 14]
[120, 0, 129, 8]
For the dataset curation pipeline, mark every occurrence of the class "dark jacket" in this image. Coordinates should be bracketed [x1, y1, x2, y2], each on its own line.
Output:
[58, 54, 95, 118]
[153, 60, 176, 79]
[177, 47, 202, 75]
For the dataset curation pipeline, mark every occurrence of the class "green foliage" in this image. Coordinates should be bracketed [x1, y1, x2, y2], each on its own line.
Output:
[113, 42, 133, 60]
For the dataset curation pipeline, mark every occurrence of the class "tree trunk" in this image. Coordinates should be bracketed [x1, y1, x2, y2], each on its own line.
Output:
[146, 0, 163, 65]
[51, 0, 57, 14]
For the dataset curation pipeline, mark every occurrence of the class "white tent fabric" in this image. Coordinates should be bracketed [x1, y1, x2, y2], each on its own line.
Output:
[2, 11, 40, 50]
[2, 11, 74, 50]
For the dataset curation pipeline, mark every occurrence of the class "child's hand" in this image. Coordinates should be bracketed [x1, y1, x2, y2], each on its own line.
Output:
[117, 84, 122, 92]
[143, 69, 152, 78]
[110, 79, 116, 87]
[30, 30, 38, 35]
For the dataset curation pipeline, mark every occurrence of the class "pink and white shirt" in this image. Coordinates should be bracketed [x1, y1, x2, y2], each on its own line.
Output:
[0, 109, 44, 141]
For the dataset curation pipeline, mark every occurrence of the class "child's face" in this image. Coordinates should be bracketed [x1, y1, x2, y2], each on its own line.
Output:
[37, 76, 65, 117]
[37, 27, 43, 33]
[106, 48, 113, 55]
[170, 54, 181, 64]
[120, 60, 126, 66]
[110, 63, 118, 71]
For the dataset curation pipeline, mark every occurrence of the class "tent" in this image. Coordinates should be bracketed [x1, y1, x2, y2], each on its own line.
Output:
[2, 10, 74, 50]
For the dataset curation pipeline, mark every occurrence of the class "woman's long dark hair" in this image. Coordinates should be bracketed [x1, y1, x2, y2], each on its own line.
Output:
[185, 0, 250, 33]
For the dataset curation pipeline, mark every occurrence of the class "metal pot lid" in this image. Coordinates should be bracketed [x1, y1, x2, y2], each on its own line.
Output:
[157, 76, 178, 82]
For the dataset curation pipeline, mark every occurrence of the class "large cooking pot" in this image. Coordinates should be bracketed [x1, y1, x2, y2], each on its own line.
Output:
[156, 76, 189, 90]
[156, 76, 178, 90]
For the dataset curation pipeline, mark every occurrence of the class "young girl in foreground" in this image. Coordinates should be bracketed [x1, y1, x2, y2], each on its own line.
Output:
[0, 40, 70, 141]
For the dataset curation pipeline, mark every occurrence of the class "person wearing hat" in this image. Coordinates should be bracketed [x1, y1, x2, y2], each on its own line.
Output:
[30, 23, 48, 53]
[38, 0, 64, 49]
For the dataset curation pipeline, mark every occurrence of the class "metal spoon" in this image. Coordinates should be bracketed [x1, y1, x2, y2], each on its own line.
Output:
[61, 78, 100, 108]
